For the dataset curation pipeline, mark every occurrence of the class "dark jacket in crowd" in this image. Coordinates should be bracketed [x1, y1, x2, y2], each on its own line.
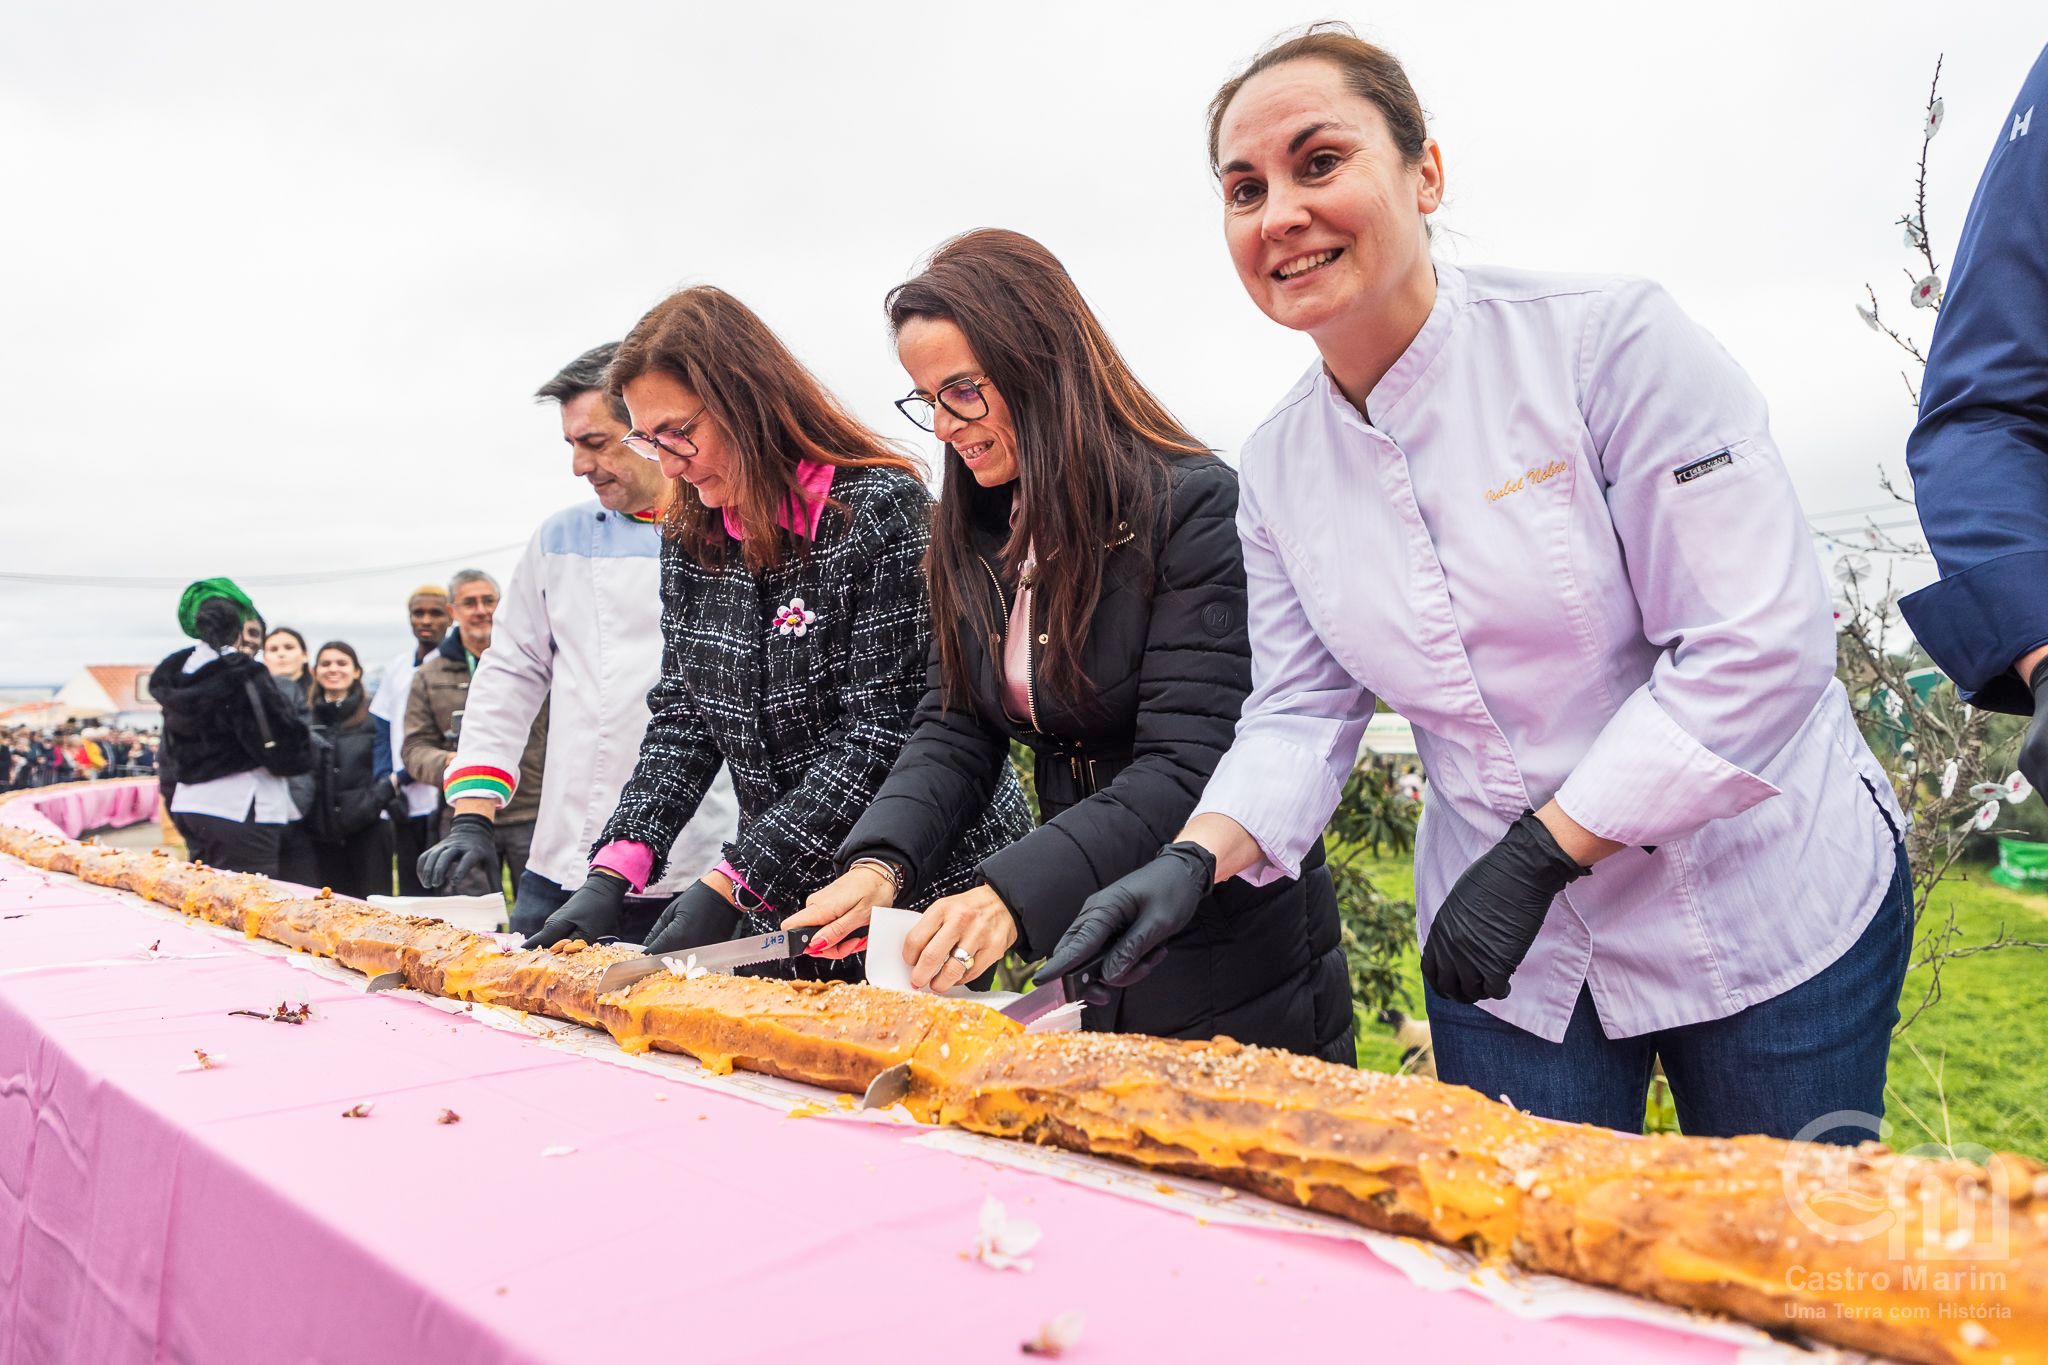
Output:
[597, 464, 1033, 977]
[306, 684, 391, 842]
[840, 456, 1353, 1061]
[148, 647, 315, 786]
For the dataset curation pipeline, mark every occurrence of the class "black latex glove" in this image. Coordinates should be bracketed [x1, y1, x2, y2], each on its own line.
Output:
[1040, 841, 1217, 988]
[1422, 810, 1588, 1004]
[416, 812, 500, 892]
[2021, 658, 2048, 799]
[642, 879, 742, 957]
[521, 871, 629, 950]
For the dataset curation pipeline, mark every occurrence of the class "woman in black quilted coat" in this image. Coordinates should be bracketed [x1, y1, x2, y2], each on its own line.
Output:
[302, 641, 395, 899]
[793, 230, 1353, 1062]
[521, 287, 1031, 978]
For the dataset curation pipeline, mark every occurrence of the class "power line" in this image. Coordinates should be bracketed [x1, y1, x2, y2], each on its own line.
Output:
[0, 543, 525, 590]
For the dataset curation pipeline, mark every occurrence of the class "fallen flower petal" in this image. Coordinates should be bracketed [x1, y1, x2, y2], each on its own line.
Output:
[974, 1196, 1042, 1271]
[1021, 1311, 1085, 1357]
[437, 1109, 461, 1125]
[540, 1145, 577, 1157]
[341, 1103, 374, 1118]
[178, 1049, 220, 1072]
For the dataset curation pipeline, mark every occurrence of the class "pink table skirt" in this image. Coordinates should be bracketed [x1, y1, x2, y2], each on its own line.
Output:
[0, 779, 159, 842]
[0, 858, 1759, 1365]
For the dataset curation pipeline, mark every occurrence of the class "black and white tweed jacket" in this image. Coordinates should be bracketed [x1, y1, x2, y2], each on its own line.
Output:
[597, 465, 1031, 970]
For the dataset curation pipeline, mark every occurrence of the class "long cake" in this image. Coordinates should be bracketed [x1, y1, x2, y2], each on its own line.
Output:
[934, 1031, 2048, 1365]
[2, 806, 2043, 1365]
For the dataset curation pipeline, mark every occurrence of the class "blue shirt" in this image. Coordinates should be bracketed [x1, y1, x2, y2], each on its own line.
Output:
[1898, 43, 2048, 711]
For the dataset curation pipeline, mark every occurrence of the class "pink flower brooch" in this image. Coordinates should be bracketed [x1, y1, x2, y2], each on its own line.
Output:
[771, 597, 816, 637]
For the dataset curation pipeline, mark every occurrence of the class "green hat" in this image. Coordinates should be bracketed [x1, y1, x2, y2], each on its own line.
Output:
[177, 577, 257, 639]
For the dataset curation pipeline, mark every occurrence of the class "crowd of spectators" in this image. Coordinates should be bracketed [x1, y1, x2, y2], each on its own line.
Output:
[3, 725, 159, 790]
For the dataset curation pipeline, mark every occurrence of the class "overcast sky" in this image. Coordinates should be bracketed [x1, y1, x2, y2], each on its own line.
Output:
[2, 1, 2040, 688]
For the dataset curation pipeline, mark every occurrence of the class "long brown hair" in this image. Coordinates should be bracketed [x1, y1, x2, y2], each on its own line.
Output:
[885, 229, 1209, 707]
[609, 286, 923, 572]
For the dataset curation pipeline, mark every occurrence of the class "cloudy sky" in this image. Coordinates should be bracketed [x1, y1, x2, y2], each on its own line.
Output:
[2, 1, 2040, 688]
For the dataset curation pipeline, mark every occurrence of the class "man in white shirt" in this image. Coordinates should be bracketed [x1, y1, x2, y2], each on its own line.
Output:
[367, 585, 452, 894]
[417, 343, 736, 936]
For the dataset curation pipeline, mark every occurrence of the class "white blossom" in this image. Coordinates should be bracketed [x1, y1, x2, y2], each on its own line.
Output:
[1972, 801, 2001, 832]
[1856, 303, 1880, 332]
[1022, 1311, 1086, 1356]
[2003, 771, 2033, 804]
[1910, 274, 1943, 309]
[1941, 760, 1959, 799]
[973, 1196, 1042, 1271]
[1925, 97, 1945, 137]
[1902, 214, 1926, 249]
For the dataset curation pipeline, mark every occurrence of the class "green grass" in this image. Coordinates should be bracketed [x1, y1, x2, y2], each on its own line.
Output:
[1349, 852, 2048, 1160]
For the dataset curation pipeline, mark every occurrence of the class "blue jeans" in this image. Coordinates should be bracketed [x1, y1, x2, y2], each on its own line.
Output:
[511, 870, 671, 942]
[1423, 844, 1912, 1143]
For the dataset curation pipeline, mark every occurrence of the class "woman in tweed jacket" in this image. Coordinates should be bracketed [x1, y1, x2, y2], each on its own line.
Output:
[523, 287, 1030, 978]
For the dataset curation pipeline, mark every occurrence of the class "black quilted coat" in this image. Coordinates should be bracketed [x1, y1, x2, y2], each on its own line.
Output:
[839, 455, 1354, 1061]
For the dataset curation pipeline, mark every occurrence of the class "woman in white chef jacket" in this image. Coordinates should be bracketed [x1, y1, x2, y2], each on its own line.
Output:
[1039, 26, 1911, 1142]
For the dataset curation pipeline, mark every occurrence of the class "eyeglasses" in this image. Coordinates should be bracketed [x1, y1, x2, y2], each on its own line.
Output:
[621, 406, 709, 462]
[894, 376, 994, 433]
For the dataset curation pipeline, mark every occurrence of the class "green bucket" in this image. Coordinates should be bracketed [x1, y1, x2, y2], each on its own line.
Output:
[1989, 836, 2048, 891]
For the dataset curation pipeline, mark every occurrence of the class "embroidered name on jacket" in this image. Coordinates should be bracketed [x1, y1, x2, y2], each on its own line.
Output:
[1672, 450, 1735, 486]
[1485, 460, 1568, 504]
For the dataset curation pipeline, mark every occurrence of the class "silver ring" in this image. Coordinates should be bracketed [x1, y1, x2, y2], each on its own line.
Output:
[950, 946, 975, 969]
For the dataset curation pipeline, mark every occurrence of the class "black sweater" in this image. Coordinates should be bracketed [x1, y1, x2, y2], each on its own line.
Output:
[839, 456, 1353, 1060]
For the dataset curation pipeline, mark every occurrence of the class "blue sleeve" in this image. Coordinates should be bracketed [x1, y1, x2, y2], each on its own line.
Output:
[372, 716, 393, 783]
[1899, 44, 2048, 712]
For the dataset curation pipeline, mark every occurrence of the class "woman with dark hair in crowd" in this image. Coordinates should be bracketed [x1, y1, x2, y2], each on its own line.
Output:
[260, 625, 321, 884]
[263, 627, 315, 703]
[149, 579, 314, 877]
[302, 641, 396, 898]
[791, 229, 1352, 1061]
[521, 287, 1031, 968]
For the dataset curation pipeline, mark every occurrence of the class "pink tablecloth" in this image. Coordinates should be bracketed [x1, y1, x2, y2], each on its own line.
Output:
[0, 779, 158, 842]
[0, 859, 1759, 1365]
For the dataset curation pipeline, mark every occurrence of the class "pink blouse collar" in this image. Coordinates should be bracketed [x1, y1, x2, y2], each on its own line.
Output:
[721, 458, 836, 542]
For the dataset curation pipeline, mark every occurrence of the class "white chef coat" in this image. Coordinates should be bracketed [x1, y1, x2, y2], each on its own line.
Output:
[441, 503, 736, 895]
[1193, 261, 1904, 1043]
[169, 642, 303, 824]
[369, 642, 441, 819]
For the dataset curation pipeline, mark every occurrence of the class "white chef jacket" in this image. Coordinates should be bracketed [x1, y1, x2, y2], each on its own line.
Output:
[441, 503, 736, 896]
[169, 642, 302, 824]
[1193, 261, 1904, 1043]
[369, 643, 441, 819]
